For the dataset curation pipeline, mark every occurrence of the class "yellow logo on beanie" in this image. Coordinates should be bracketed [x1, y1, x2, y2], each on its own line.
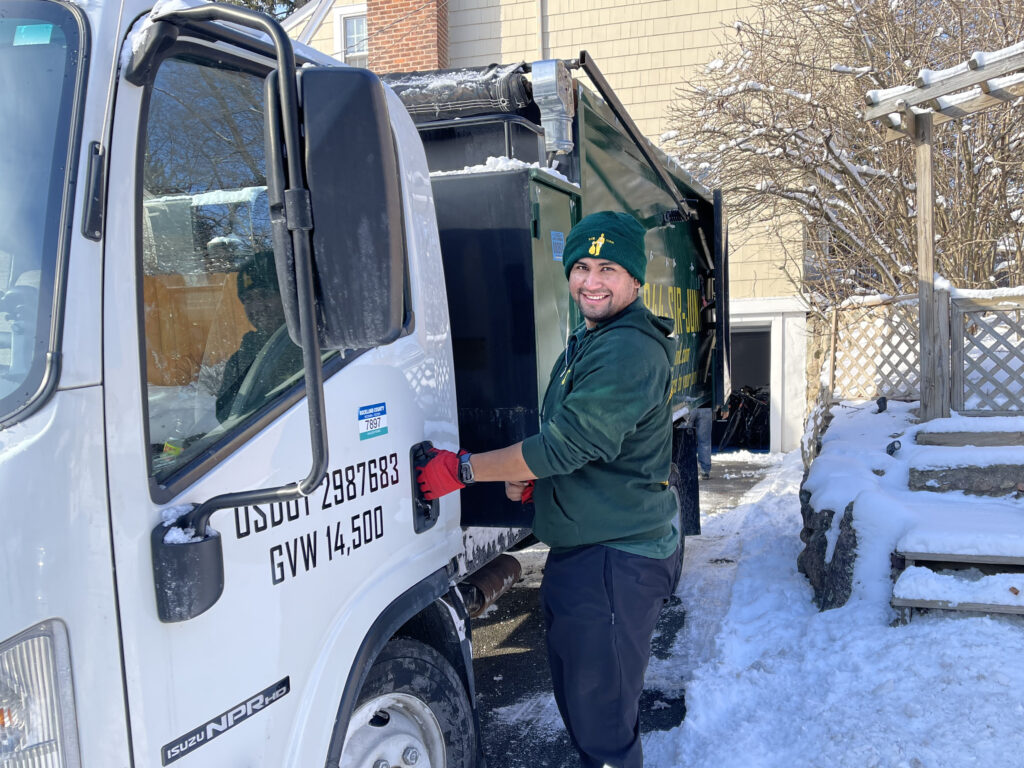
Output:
[588, 233, 614, 256]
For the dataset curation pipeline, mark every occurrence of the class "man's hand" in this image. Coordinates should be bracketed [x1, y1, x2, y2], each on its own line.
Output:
[505, 480, 534, 504]
[416, 448, 464, 500]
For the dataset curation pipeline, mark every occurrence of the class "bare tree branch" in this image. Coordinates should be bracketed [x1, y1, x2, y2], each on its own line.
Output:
[663, 0, 1024, 312]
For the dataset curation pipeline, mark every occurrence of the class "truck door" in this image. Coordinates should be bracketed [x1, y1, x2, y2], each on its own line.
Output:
[101, 30, 458, 767]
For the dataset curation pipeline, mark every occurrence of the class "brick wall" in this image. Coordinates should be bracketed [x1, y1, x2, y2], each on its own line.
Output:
[367, 0, 449, 72]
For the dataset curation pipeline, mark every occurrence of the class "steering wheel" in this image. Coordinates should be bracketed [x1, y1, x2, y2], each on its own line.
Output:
[227, 324, 301, 419]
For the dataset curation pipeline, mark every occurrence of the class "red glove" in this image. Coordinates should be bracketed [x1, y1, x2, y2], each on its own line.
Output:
[416, 447, 464, 500]
[521, 480, 534, 504]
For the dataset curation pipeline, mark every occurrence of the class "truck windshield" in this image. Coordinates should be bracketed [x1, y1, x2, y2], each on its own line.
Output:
[0, 1, 81, 424]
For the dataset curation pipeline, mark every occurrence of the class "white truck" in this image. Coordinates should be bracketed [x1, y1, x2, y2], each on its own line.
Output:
[0, 1, 728, 766]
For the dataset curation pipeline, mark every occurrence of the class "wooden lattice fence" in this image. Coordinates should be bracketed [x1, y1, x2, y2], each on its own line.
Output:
[822, 292, 1024, 417]
[951, 296, 1024, 414]
[830, 298, 921, 402]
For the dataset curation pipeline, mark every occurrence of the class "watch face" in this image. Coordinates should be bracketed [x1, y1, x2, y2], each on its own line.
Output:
[459, 457, 473, 484]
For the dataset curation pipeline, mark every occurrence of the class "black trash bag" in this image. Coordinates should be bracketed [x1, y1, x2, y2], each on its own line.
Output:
[381, 62, 533, 123]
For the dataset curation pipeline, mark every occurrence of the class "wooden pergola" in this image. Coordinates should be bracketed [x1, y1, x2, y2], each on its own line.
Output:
[862, 43, 1024, 421]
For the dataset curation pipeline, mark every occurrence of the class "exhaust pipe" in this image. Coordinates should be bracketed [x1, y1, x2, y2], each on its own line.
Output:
[458, 554, 523, 618]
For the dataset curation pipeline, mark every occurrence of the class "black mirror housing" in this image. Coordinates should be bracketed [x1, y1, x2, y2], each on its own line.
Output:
[151, 523, 224, 622]
[267, 67, 405, 351]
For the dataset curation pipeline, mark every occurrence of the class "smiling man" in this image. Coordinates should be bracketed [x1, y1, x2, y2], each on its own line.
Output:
[417, 211, 679, 768]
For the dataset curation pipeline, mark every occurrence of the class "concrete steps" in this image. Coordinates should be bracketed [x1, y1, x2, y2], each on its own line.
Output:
[907, 428, 1024, 497]
[884, 418, 1024, 620]
[915, 431, 1024, 447]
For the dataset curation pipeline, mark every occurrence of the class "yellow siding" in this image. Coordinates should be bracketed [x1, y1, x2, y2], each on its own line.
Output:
[451, 0, 751, 142]
[311, 14, 336, 57]
[449, 0, 504, 63]
[728, 217, 804, 299]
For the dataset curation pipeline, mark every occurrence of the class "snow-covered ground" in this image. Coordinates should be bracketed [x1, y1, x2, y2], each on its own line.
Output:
[641, 413, 1024, 767]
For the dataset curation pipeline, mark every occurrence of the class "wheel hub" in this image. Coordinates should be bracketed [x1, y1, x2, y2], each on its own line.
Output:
[340, 692, 445, 768]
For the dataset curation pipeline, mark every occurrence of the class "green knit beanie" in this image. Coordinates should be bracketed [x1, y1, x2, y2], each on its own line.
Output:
[562, 211, 647, 283]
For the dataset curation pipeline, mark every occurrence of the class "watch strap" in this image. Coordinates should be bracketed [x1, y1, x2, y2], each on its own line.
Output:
[458, 452, 475, 485]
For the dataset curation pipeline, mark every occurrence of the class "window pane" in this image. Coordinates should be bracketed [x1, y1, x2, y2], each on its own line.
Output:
[141, 55, 303, 483]
[344, 15, 367, 58]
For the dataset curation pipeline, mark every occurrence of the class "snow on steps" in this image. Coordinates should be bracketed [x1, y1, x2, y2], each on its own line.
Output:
[915, 431, 1024, 447]
[892, 499, 1024, 622]
[908, 430, 1024, 497]
[892, 565, 1024, 617]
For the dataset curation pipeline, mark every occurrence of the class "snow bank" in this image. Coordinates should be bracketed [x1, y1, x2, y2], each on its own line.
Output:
[641, 434, 1024, 766]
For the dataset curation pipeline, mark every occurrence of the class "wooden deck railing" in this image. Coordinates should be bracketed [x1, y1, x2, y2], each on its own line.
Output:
[815, 290, 1024, 426]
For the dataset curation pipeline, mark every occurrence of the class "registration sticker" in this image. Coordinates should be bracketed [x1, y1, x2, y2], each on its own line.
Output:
[551, 230, 565, 261]
[14, 24, 54, 46]
[358, 402, 388, 440]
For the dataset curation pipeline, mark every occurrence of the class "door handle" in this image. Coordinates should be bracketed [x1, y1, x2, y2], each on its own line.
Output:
[410, 441, 440, 533]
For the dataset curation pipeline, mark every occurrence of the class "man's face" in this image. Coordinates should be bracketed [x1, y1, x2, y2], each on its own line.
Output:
[242, 287, 285, 334]
[568, 257, 641, 328]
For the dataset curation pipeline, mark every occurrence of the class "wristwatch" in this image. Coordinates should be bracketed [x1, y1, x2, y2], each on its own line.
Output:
[458, 452, 475, 485]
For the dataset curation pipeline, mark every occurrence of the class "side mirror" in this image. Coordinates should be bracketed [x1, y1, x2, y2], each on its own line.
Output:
[145, 5, 403, 623]
[151, 524, 223, 622]
[266, 67, 405, 351]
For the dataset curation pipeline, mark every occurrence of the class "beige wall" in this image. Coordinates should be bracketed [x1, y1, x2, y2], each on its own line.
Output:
[729, 219, 802, 299]
[450, 1, 744, 144]
[309, 15, 336, 56]
[448, 0, 505, 65]
[448, 0, 797, 301]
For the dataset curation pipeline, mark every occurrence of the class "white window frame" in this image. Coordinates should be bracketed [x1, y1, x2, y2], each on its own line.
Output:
[332, 3, 368, 66]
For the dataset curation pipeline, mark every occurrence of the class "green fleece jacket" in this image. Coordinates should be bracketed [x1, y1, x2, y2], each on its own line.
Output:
[521, 298, 678, 559]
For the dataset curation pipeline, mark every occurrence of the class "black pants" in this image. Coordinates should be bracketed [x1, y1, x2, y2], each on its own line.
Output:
[541, 544, 676, 768]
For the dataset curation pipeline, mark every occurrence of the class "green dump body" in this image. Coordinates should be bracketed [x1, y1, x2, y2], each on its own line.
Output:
[387, 61, 728, 528]
[573, 84, 723, 414]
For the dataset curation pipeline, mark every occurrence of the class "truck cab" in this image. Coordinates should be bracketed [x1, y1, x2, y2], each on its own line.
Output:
[2, 3, 477, 765]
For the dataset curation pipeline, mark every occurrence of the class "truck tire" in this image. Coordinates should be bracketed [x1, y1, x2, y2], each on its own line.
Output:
[668, 462, 686, 595]
[340, 638, 476, 768]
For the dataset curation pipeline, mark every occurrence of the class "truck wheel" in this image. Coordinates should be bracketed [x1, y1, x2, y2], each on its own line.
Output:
[340, 638, 476, 768]
[668, 462, 686, 594]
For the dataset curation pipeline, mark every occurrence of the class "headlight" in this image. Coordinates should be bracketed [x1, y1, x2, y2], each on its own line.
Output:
[0, 620, 80, 768]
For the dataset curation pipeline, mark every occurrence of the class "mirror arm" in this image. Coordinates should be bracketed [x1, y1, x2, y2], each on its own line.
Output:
[148, 4, 329, 621]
